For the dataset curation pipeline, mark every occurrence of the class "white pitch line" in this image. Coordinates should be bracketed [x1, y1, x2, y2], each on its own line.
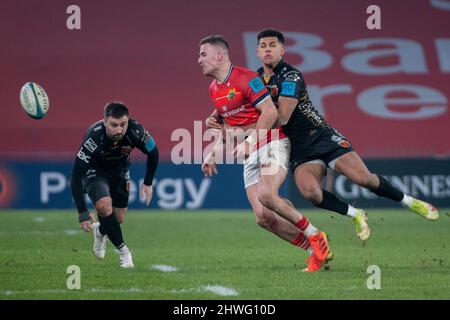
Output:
[64, 229, 81, 236]
[151, 264, 178, 272]
[201, 285, 239, 296]
[89, 288, 145, 293]
[2, 289, 69, 296]
[1, 285, 239, 297]
[0, 230, 81, 236]
[171, 285, 239, 297]
[1, 288, 157, 296]
[33, 217, 46, 222]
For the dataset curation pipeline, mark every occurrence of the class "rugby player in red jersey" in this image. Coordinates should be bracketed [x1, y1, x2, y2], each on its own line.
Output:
[198, 35, 330, 272]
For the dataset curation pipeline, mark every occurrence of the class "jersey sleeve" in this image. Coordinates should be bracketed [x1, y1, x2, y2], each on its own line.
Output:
[128, 119, 156, 154]
[241, 70, 270, 106]
[74, 133, 99, 170]
[128, 119, 159, 186]
[70, 129, 100, 218]
[279, 70, 306, 100]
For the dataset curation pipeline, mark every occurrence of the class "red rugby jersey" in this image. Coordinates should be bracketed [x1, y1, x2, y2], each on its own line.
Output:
[208, 65, 286, 144]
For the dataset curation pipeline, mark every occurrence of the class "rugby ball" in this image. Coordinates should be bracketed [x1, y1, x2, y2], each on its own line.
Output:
[19, 82, 50, 119]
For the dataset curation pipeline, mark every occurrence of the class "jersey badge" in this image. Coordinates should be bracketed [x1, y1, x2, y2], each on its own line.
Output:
[83, 138, 97, 153]
[249, 77, 264, 93]
[281, 82, 296, 96]
[227, 88, 236, 100]
[331, 135, 351, 148]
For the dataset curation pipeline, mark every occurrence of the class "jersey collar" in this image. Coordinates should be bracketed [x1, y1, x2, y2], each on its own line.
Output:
[257, 59, 286, 78]
[222, 64, 234, 83]
[273, 59, 286, 74]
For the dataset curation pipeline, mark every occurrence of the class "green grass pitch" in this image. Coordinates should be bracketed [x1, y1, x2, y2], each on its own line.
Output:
[1, 209, 449, 300]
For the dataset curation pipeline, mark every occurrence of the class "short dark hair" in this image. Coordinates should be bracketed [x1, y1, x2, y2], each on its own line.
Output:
[199, 35, 229, 51]
[257, 28, 285, 45]
[104, 102, 129, 118]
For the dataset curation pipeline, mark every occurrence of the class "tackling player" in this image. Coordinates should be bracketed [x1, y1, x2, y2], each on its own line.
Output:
[251, 28, 439, 240]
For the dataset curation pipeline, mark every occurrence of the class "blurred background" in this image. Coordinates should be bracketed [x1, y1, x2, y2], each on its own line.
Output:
[1, 0, 449, 210]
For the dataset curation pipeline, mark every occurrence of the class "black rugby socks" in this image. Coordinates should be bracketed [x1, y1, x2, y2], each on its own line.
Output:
[370, 175, 404, 202]
[98, 213, 125, 249]
[317, 190, 349, 215]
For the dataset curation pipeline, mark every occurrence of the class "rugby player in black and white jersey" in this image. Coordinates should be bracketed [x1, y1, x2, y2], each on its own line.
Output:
[70, 102, 158, 268]
[253, 28, 439, 241]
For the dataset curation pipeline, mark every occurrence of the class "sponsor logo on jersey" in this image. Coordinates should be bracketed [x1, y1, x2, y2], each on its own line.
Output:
[83, 138, 97, 153]
[77, 149, 91, 163]
[145, 136, 156, 152]
[281, 81, 296, 96]
[331, 135, 351, 148]
[284, 71, 301, 82]
[227, 88, 236, 100]
[249, 77, 264, 93]
[222, 105, 246, 118]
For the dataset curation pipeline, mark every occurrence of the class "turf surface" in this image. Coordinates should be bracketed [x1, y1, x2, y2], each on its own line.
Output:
[0, 209, 449, 299]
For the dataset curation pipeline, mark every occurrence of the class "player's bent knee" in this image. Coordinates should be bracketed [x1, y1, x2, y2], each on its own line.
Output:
[94, 198, 113, 216]
[300, 186, 322, 204]
[257, 189, 277, 211]
[352, 172, 376, 188]
[255, 211, 276, 230]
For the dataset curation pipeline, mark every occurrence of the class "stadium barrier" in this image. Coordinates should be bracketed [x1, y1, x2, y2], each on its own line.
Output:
[0, 158, 448, 210]
[289, 158, 450, 208]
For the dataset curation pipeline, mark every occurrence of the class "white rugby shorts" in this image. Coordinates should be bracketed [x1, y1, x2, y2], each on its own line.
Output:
[243, 137, 290, 189]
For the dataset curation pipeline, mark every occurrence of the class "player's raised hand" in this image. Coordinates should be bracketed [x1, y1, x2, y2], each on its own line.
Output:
[141, 184, 153, 205]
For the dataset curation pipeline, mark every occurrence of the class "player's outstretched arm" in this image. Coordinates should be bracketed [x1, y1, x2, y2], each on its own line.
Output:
[141, 184, 153, 206]
[131, 121, 158, 206]
[202, 128, 224, 177]
[69, 161, 93, 231]
[142, 145, 159, 206]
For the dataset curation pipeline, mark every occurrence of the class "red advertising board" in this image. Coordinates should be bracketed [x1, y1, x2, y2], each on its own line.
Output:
[1, 0, 449, 159]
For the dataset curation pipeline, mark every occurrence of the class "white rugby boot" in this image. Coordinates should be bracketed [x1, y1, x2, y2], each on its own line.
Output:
[91, 222, 107, 259]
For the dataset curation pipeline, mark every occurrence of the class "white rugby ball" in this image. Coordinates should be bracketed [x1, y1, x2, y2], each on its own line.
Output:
[19, 82, 50, 119]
